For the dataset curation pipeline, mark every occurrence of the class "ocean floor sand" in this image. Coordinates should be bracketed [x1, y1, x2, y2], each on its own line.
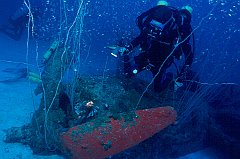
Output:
[0, 71, 63, 159]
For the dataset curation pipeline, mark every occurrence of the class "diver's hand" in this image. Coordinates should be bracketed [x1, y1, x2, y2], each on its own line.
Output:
[109, 46, 128, 57]
[118, 47, 129, 56]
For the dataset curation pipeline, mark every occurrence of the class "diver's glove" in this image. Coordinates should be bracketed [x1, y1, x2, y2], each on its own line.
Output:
[118, 44, 133, 56]
[118, 47, 129, 56]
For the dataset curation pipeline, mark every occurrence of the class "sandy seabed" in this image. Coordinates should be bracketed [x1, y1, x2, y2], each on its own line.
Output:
[0, 78, 64, 159]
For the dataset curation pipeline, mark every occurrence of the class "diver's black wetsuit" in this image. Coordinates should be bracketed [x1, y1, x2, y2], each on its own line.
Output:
[124, 5, 194, 92]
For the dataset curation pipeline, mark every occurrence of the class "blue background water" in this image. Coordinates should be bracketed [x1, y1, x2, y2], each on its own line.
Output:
[0, 0, 239, 84]
[43, 0, 239, 83]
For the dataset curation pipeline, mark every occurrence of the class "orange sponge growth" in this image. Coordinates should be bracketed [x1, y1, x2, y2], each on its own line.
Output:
[61, 106, 177, 159]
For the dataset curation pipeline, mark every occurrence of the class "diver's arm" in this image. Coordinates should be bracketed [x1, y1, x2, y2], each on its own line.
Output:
[119, 33, 144, 56]
[136, 6, 160, 30]
[127, 33, 143, 51]
[136, 10, 151, 30]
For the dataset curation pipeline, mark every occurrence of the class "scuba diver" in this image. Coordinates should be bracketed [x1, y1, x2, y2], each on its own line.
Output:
[116, 1, 195, 92]
[0, 2, 40, 40]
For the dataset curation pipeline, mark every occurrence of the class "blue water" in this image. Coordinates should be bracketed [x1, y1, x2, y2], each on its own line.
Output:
[0, 0, 239, 159]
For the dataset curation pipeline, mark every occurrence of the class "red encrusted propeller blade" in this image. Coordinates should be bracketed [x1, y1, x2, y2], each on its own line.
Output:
[61, 106, 177, 159]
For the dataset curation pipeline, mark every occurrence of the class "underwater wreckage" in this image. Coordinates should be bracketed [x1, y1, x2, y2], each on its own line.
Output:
[4, 41, 216, 158]
[3, 41, 178, 158]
